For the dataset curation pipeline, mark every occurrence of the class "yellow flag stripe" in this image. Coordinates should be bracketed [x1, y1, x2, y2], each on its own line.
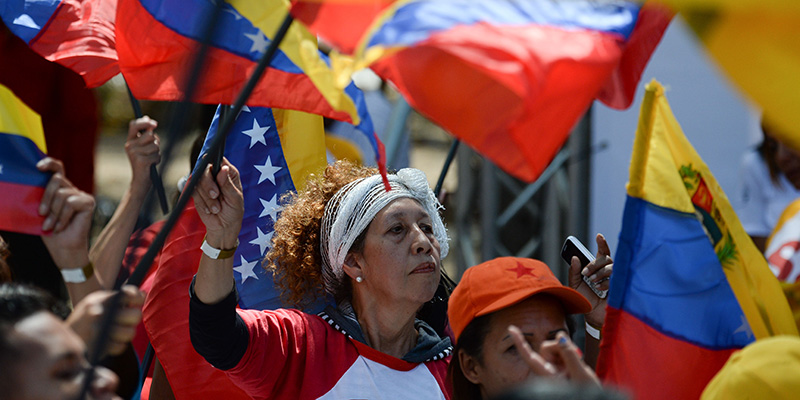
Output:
[0, 84, 46, 154]
[227, 0, 360, 125]
[272, 109, 326, 192]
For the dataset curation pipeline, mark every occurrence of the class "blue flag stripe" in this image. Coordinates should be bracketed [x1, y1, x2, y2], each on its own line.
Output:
[0, 132, 48, 187]
[611, 196, 753, 350]
[367, 0, 639, 49]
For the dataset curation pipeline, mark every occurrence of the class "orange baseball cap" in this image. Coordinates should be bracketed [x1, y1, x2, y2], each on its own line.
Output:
[448, 257, 592, 342]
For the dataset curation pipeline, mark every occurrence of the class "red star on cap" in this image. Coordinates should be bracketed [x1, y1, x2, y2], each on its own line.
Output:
[507, 261, 535, 278]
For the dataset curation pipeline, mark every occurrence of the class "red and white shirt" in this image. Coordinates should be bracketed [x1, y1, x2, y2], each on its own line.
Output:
[226, 308, 452, 399]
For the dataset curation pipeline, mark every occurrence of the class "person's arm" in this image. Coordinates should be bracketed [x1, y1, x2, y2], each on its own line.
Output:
[90, 116, 161, 287]
[191, 158, 244, 304]
[37, 157, 103, 303]
[568, 233, 613, 369]
[188, 158, 250, 368]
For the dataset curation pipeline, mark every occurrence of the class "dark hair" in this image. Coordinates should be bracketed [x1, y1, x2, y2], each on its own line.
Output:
[759, 119, 781, 184]
[0, 283, 70, 322]
[448, 294, 577, 400]
[449, 313, 494, 400]
[0, 236, 11, 283]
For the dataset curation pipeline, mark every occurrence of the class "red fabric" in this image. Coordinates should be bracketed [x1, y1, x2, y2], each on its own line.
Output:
[597, 307, 736, 400]
[231, 308, 451, 399]
[121, 220, 165, 374]
[116, 0, 356, 124]
[290, 0, 394, 54]
[29, 0, 119, 88]
[230, 309, 359, 399]
[370, 24, 623, 182]
[596, 3, 673, 110]
[0, 25, 97, 194]
[141, 202, 249, 399]
[0, 182, 44, 235]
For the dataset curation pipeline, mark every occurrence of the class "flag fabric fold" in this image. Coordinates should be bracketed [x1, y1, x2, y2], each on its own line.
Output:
[1, 0, 118, 87]
[596, 80, 798, 400]
[290, 0, 395, 54]
[657, 1, 800, 153]
[142, 106, 326, 399]
[116, 0, 385, 171]
[312, 0, 670, 182]
[0, 83, 49, 235]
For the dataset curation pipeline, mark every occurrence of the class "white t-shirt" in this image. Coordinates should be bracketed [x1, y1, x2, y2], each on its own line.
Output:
[737, 150, 800, 237]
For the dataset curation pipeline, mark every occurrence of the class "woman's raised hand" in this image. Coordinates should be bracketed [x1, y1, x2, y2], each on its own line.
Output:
[508, 326, 600, 385]
[191, 158, 244, 248]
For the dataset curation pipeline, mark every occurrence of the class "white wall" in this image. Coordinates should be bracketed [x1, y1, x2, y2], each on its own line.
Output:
[589, 17, 761, 255]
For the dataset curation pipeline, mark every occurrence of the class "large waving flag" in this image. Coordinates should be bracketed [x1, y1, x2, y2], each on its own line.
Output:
[290, 0, 394, 54]
[0, 0, 118, 87]
[596, 81, 798, 400]
[118, 0, 360, 127]
[142, 106, 326, 399]
[657, 1, 800, 154]
[309, 0, 671, 182]
[116, 0, 385, 171]
[0, 83, 49, 235]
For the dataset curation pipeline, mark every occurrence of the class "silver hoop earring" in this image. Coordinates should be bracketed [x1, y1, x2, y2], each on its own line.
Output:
[356, 276, 363, 283]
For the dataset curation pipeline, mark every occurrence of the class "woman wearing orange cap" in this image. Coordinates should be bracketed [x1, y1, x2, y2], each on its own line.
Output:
[447, 237, 612, 400]
[189, 160, 453, 399]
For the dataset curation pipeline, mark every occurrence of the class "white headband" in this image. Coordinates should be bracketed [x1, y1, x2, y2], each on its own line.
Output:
[320, 168, 449, 294]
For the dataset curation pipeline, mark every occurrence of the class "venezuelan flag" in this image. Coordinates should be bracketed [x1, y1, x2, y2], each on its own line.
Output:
[0, 0, 118, 87]
[596, 81, 798, 400]
[0, 83, 48, 235]
[290, 0, 395, 54]
[118, 0, 363, 127]
[321, 0, 670, 182]
[142, 105, 325, 399]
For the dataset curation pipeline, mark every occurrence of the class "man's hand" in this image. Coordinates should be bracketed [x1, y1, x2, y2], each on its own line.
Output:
[37, 157, 95, 269]
[67, 285, 145, 358]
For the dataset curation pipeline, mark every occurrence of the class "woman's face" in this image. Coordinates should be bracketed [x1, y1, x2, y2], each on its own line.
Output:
[462, 295, 569, 399]
[349, 197, 441, 306]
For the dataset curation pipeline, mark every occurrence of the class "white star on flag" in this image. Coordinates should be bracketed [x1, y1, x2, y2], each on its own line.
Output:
[244, 31, 269, 54]
[233, 256, 259, 283]
[242, 119, 269, 148]
[255, 156, 282, 185]
[733, 314, 753, 340]
[259, 195, 281, 222]
[222, 8, 243, 20]
[249, 226, 274, 256]
[0, 164, 3, 174]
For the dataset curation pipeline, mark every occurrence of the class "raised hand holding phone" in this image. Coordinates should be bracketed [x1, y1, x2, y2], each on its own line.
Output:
[561, 236, 608, 299]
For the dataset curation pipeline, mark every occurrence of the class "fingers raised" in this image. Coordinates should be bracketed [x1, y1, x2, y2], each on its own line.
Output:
[553, 332, 600, 385]
[508, 325, 557, 376]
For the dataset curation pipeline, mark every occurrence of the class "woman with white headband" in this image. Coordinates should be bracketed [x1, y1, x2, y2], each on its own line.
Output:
[189, 159, 453, 399]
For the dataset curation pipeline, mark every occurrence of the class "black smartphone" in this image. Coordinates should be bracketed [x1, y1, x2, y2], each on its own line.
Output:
[561, 236, 608, 299]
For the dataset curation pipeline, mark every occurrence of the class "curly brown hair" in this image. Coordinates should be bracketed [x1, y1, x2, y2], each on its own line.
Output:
[265, 160, 378, 309]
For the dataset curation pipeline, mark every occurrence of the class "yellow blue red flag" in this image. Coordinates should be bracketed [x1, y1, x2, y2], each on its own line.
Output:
[142, 105, 326, 399]
[304, 0, 671, 182]
[597, 80, 798, 400]
[0, 83, 48, 235]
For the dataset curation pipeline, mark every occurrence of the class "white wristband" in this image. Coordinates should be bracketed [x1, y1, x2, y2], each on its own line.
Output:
[61, 262, 94, 283]
[585, 322, 601, 340]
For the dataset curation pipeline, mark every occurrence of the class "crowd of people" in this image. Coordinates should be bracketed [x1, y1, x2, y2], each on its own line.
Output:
[3, 113, 800, 400]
